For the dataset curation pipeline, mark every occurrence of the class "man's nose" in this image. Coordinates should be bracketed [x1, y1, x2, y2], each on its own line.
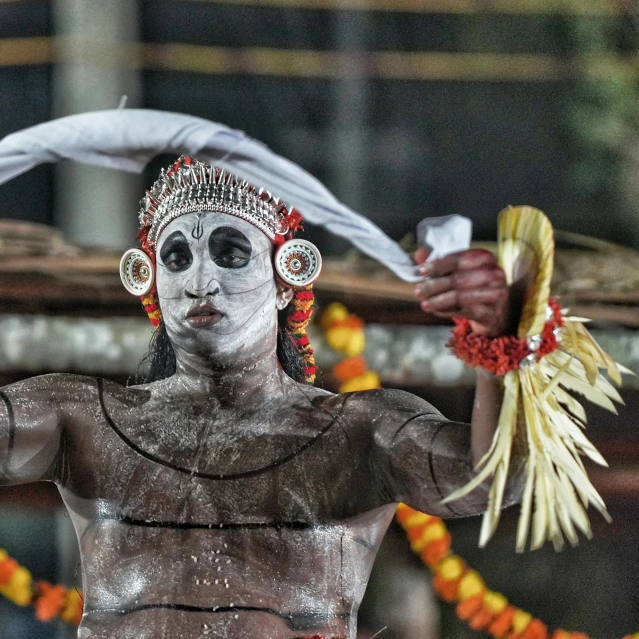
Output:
[185, 277, 220, 299]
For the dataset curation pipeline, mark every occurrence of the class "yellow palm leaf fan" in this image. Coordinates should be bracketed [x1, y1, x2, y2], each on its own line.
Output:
[442, 205, 625, 552]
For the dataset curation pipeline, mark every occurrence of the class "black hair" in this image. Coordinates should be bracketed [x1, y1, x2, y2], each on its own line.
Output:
[135, 310, 308, 385]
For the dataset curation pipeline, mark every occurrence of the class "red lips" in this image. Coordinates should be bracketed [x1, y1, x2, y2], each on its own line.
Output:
[185, 302, 224, 328]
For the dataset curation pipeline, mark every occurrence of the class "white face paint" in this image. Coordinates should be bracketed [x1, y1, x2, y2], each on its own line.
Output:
[155, 212, 286, 369]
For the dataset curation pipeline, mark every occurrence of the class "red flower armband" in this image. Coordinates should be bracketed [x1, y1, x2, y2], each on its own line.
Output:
[447, 298, 564, 376]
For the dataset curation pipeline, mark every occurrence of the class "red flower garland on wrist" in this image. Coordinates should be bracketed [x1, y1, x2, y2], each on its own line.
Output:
[448, 298, 564, 376]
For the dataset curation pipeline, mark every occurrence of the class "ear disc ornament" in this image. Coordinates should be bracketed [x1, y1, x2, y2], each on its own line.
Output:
[274, 239, 322, 287]
[120, 249, 155, 296]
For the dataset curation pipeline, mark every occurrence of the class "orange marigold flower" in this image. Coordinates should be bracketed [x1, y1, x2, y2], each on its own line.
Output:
[332, 355, 368, 382]
[488, 605, 517, 638]
[432, 574, 461, 603]
[456, 594, 483, 620]
[520, 618, 548, 639]
[34, 582, 66, 622]
[0, 557, 19, 585]
[469, 607, 497, 631]
[420, 535, 451, 566]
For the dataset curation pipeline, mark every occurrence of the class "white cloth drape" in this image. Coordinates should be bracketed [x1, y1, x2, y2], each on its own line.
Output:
[0, 109, 421, 282]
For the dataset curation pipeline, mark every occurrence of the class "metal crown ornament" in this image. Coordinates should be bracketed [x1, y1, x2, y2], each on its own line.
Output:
[139, 156, 291, 249]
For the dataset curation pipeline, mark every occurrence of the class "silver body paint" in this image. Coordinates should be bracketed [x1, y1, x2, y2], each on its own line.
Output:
[0, 212, 523, 638]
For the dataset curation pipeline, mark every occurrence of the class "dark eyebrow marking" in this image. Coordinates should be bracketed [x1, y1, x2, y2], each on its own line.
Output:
[209, 226, 252, 254]
[159, 230, 190, 263]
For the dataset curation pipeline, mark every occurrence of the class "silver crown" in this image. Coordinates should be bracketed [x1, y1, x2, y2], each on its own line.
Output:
[139, 157, 290, 248]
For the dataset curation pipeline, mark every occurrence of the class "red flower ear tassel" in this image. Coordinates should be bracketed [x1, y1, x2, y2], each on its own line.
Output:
[136, 228, 162, 328]
[286, 286, 318, 384]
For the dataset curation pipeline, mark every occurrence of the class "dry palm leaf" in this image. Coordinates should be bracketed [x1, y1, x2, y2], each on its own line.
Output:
[443, 206, 626, 552]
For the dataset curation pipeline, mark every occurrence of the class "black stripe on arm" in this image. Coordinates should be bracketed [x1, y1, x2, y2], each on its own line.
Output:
[0, 391, 16, 473]
[427, 422, 464, 516]
[97, 378, 340, 481]
[375, 412, 444, 505]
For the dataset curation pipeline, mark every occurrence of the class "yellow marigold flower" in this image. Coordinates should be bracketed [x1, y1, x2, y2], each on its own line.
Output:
[457, 570, 485, 601]
[326, 326, 352, 352]
[512, 609, 533, 633]
[404, 511, 434, 528]
[321, 303, 349, 330]
[0, 550, 7, 562]
[339, 371, 380, 393]
[483, 590, 508, 614]
[9, 566, 32, 590]
[344, 330, 366, 357]
[61, 589, 84, 624]
[2, 566, 33, 606]
[437, 555, 464, 581]
[410, 519, 447, 553]
[422, 521, 447, 544]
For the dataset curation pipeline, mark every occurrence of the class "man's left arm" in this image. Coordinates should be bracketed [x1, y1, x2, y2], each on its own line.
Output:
[368, 247, 525, 516]
[414, 247, 518, 466]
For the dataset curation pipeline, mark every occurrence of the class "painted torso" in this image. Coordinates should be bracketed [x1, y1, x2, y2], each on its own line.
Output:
[2, 373, 505, 639]
[58, 377, 397, 639]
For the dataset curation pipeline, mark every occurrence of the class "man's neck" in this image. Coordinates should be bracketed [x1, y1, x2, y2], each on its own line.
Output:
[169, 350, 288, 408]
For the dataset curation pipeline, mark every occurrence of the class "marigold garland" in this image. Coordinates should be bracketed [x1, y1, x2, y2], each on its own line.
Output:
[320, 302, 638, 639]
[321, 303, 380, 392]
[0, 549, 83, 625]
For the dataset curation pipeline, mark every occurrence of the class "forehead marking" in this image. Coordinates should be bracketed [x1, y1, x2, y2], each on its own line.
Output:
[191, 214, 205, 241]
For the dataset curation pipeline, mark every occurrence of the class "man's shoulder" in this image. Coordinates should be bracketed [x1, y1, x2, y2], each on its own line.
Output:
[2, 373, 105, 401]
[301, 387, 442, 431]
[338, 388, 442, 418]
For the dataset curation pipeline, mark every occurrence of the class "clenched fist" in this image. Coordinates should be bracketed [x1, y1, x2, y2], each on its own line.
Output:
[414, 248, 511, 337]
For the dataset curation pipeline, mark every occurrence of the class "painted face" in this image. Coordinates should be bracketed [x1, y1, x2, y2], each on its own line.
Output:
[155, 212, 283, 367]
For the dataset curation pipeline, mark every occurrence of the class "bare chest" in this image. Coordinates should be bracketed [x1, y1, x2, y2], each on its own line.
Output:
[62, 386, 360, 525]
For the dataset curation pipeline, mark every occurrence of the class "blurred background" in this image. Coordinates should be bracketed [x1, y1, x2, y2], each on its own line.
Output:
[1, 0, 639, 637]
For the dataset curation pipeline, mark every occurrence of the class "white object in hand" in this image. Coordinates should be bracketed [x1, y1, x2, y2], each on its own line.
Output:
[416, 214, 472, 261]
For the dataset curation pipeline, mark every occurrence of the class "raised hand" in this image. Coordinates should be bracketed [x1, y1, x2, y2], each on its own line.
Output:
[413, 247, 511, 337]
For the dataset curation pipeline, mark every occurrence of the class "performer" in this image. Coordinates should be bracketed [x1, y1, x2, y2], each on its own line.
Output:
[0, 155, 520, 639]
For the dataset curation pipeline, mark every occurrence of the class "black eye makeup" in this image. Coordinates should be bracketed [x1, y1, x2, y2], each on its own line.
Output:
[159, 231, 193, 272]
[209, 226, 253, 269]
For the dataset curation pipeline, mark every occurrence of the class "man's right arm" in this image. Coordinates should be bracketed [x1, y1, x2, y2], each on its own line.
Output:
[0, 375, 65, 486]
